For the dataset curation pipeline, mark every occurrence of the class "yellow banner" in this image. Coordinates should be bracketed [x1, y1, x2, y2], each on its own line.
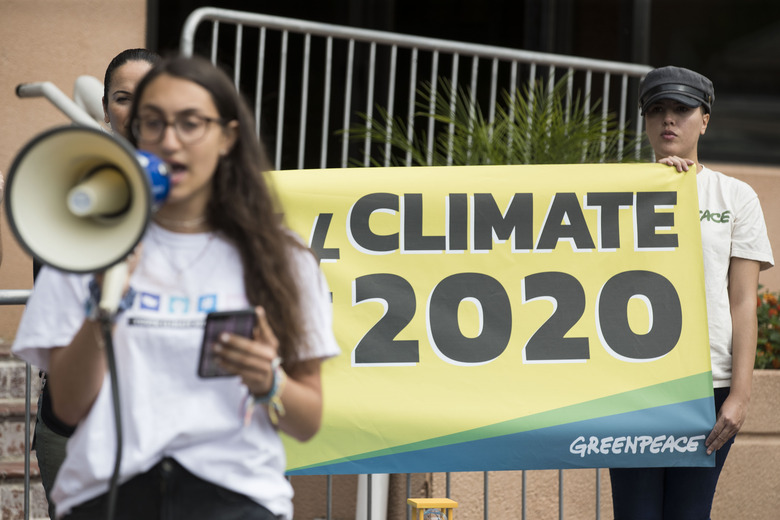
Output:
[271, 164, 714, 473]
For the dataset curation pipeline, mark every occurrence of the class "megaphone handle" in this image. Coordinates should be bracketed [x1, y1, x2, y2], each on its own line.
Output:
[99, 262, 130, 316]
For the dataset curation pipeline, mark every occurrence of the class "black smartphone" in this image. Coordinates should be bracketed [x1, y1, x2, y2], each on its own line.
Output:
[198, 309, 257, 378]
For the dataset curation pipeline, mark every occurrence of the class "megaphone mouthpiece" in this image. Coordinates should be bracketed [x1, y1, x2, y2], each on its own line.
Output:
[67, 166, 130, 217]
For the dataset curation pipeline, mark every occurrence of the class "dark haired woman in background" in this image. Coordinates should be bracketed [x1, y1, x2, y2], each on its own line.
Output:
[610, 66, 773, 519]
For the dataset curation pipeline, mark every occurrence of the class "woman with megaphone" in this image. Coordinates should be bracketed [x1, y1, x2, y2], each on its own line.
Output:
[15, 54, 339, 520]
[31, 48, 161, 520]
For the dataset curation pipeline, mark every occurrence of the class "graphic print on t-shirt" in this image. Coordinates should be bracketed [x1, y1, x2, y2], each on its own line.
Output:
[140, 292, 161, 311]
[198, 294, 218, 313]
[129, 291, 220, 330]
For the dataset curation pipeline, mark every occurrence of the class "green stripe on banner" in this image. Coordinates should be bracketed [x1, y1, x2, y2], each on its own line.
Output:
[289, 372, 713, 471]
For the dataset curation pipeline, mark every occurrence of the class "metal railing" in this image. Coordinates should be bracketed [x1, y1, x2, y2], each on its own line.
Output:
[181, 7, 653, 172]
[178, 8, 645, 519]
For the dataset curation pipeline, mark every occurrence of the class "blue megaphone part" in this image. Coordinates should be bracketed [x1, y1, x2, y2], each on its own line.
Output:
[135, 149, 170, 210]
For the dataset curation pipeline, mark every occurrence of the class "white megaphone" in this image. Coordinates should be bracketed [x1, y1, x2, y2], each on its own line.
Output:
[4, 126, 169, 310]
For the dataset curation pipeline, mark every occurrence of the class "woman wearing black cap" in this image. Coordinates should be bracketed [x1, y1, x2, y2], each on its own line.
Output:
[609, 66, 774, 519]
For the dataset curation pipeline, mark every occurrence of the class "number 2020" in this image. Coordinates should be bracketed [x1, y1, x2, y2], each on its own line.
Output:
[351, 271, 682, 366]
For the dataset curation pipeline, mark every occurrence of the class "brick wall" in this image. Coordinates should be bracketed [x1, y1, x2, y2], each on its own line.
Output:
[0, 351, 47, 520]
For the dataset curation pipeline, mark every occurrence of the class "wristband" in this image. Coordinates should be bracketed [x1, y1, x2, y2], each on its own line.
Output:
[243, 358, 287, 427]
[253, 358, 284, 403]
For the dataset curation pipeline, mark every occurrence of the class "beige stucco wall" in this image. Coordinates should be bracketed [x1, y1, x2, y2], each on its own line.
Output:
[712, 162, 780, 292]
[0, 0, 147, 348]
[0, 3, 778, 519]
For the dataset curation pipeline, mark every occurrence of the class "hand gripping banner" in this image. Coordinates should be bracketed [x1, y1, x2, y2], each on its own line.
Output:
[269, 163, 714, 474]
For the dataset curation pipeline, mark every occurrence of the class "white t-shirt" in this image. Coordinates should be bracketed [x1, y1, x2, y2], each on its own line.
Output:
[698, 166, 773, 387]
[13, 223, 340, 519]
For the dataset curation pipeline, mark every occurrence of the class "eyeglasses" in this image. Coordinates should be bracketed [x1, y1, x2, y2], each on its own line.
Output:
[131, 113, 225, 145]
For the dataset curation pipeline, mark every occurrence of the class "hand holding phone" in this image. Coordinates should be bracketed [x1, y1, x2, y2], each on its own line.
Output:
[198, 309, 257, 378]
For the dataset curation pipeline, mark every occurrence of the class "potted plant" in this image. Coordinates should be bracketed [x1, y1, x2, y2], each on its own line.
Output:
[347, 74, 650, 167]
[756, 288, 780, 369]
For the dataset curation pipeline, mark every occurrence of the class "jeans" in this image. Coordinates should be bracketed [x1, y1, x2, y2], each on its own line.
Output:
[63, 458, 282, 520]
[609, 387, 734, 520]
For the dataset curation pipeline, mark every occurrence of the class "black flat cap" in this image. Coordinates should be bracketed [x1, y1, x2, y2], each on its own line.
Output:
[639, 66, 714, 115]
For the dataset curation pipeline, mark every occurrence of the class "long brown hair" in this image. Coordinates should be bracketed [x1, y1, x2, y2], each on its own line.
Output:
[128, 55, 310, 367]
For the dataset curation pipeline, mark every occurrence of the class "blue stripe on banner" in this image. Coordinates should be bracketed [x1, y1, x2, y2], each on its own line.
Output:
[287, 397, 715, 475]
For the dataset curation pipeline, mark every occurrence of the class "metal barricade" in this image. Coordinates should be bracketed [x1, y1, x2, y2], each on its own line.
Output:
[178, 7, 640, 520]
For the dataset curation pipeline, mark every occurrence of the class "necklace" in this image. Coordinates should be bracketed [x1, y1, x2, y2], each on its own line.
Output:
[153, 214, 209, 232]
[149, 227, 216, 281]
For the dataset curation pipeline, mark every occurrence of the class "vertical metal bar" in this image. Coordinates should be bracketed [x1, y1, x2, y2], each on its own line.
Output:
[618, 73, 628, 161]
[485, 57, 498, 159]
[466, 55, 479, 164]
[297, 33, 311, 169]
[635, 104, 645, 161]
[210, 21, 220, 64]
[233, 24, 243, 90]
[367, 474, 373, 520]
[327, 475, 333, 520]
[596, 468, 601, 520]
[274, 31, 289, 170]
[584, 70, 593, 116]
[507, 60, 518, 158]
[446, 472, 451, 497]
[547, 65, 556, 101]
[483, 471, 489, 520]
[488, 57, 498, 127]
[405, 48, 418, 166]
[547, 65, 556, 143]
[522, 470, 527, 520]
[525, 63, 536, 164]
[320, 36, 333, 168]
[340, 39, 355, 168]
[559, 469, 564, 520]
[565, 67, 574, 126]
[600, 72, 611, 161]
[447, 53, 459, 165]
[468, 54, 479, 107]
[24, 364, 31, 520]
[426, 51, 440, 165]
[254, 27, 266, 139]
[384, 45, 398, 167]
[406, 474, 412, 520]
[582, 70, 593, 162]
[363, 42, 377, 167]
